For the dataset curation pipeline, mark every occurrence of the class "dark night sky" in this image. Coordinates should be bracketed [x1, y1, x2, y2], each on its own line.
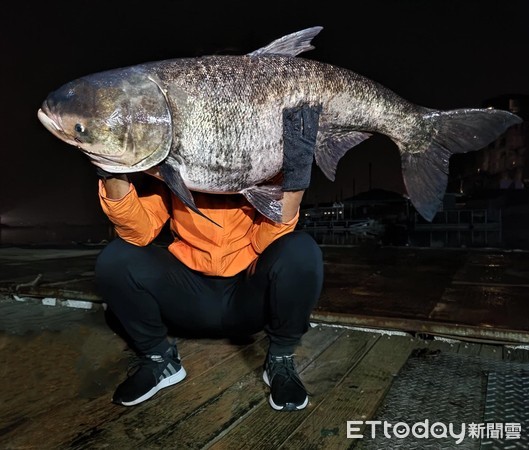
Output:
[1, 0, 528, 226]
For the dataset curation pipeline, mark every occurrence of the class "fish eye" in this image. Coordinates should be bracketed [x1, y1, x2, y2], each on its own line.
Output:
[75, 123, 85, 133]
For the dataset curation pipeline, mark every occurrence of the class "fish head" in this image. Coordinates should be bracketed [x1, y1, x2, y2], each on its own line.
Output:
[37, 67, 173, 173]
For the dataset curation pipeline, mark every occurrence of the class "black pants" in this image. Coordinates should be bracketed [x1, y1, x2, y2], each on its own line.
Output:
[95, 231, 323, 355]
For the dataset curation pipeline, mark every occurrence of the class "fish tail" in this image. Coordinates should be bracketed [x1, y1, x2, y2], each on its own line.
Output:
[398, 108, 522, 221]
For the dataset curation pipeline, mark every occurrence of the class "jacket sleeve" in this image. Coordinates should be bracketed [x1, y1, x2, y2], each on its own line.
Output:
[250, 210, 299, 254]
[98, 180, 171, 246]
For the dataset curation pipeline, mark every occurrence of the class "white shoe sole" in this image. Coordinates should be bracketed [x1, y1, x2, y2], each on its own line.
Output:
[120, 366, 187, 407]
[262, 371, 308, 411]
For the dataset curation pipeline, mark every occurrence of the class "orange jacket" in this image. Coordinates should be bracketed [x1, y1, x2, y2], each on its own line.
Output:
[98, 180, 299, 277]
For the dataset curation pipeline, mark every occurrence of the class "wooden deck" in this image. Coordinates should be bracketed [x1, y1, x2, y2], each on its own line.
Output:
[3, 244, 529, 344]
[0, 296, 523, 450]
[2, 244, 529, 448]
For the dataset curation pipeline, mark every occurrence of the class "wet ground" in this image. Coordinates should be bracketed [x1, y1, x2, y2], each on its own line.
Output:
[317, 245, 529, 343]
[2, 244, 529, 448]
[2, 243, 528, 342]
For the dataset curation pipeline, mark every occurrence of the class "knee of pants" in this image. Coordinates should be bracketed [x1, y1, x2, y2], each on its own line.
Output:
[272, 231, 323, 275]
[95, 238, 141, 287]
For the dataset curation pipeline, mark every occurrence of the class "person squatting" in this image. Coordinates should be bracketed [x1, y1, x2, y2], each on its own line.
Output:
[95, 104, 323, 411]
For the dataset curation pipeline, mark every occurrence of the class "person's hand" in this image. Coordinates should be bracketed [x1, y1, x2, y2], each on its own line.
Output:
[281, 104, 322, 192]
[95, 166, 124, 180]
[95, 166, 130, 199]
[95, 166, 129, 183]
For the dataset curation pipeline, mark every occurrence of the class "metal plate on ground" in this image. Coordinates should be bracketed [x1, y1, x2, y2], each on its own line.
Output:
[356, 350, 529, 449]
[481, 372, 529, 449]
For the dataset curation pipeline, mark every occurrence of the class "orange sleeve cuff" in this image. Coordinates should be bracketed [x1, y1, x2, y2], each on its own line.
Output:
[251, 210, 299, 254]
[98, 180, 170, 246]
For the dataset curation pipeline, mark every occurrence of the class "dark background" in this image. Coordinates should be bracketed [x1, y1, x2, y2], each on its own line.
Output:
[1, 0, 528, 227]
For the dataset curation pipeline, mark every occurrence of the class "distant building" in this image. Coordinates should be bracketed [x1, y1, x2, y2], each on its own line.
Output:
[448, 94, 529, 194]
[300, 189, 408, 222]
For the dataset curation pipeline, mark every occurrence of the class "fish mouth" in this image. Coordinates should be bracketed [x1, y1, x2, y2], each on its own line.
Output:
[37, 107, 116, 163]
[37, 107, 108, 159]
[37, 106, 151, 172]
[38, 108, 63, 134]
[37, 107, 76, 147]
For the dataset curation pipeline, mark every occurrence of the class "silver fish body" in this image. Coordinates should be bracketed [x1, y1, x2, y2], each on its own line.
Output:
[148, 56, 379, 191]
[37, 27, 522, 223]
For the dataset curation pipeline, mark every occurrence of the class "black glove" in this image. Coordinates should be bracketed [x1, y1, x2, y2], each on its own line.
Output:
[95, 166, 118, 180]
[281, 104, 321, 192]
[96, 166, 124, 181]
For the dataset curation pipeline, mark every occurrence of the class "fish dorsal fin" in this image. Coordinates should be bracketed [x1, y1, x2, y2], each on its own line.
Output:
[247, 26, 323, 57]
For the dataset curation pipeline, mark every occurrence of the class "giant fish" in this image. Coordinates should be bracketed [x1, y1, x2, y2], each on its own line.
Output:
[37, 26, 522, 224]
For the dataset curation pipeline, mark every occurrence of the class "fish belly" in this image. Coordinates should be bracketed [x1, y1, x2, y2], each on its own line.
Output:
[175, 143, 283, 193]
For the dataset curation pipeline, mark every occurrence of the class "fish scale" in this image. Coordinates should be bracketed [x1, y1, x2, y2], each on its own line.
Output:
[37, 26, 522, 225]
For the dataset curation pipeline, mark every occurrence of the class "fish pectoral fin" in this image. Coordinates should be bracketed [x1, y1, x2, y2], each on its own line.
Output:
[247, 26, 323, 57]
[159, 162, 221, 228]
[315, 131, 372, 181]
[241, 185, 284, 223]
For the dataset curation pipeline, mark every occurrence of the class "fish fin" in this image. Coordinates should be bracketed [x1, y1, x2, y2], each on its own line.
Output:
[315, 131, 372, 181]
[241, 185, 284, 223]
[247, 26, 323, 57]
[158, 161, 222, 227]
[399, 108, 522, 222]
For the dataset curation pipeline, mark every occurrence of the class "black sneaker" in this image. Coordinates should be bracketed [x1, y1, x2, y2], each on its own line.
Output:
[112, 345, 186, 406]
[262, 354, 309, 411]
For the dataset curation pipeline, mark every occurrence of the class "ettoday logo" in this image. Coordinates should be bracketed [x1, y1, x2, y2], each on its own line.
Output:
[346, 420, 522, 444]
[347, 420, 466, 444]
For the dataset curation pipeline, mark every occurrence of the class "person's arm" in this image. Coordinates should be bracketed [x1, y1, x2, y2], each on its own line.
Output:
[251, 104, 320, 253]
[281, 190, 304, 222]
[98, 173, 171, 246]
[280, 103, 320, 221]
[102, 174, 130, 199]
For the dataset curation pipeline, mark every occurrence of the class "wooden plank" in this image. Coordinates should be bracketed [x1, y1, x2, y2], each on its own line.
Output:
[149, 326, 339, 449]
[0, 252, 99, 286]
[312, 310, 529, 345]
[0, 332, 268, 449]
[278, 334, 417, 449]
[318, 246, 465, 322]
[57, 325, 340, 449]
[203, 329, 379, 450]
[0, 307, 127, 438]
[434, 285, 529, 332]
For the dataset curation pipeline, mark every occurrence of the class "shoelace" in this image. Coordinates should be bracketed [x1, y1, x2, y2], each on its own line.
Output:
[268, 355, 312, 396]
